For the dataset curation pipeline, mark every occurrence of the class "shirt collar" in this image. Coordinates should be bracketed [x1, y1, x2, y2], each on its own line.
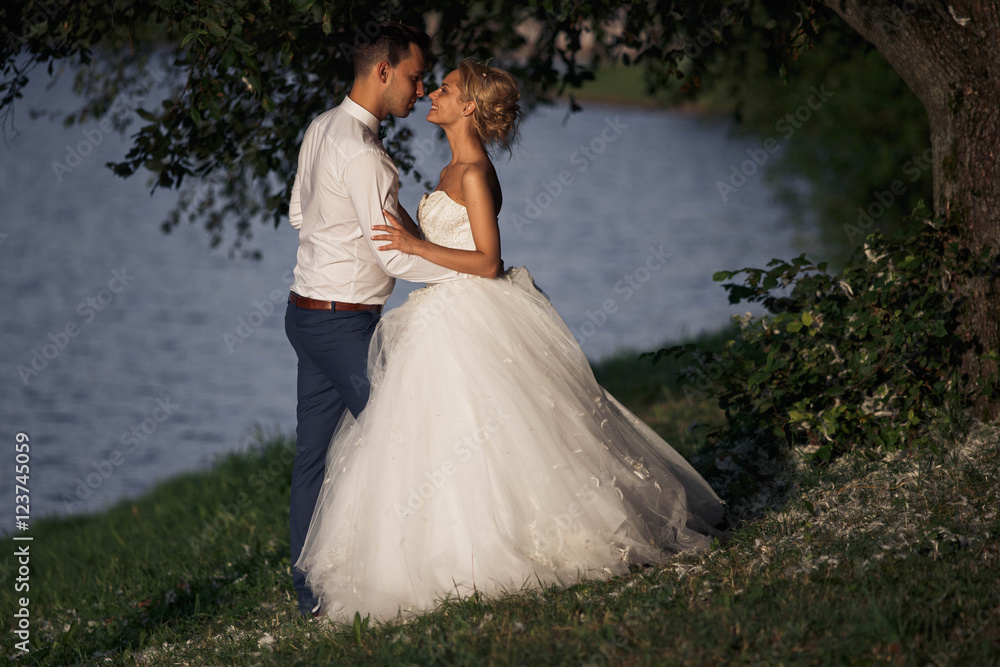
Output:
[342, 94, 382, 137]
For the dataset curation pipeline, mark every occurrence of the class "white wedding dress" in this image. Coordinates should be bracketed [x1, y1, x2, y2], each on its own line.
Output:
[296, 190, 725, 623]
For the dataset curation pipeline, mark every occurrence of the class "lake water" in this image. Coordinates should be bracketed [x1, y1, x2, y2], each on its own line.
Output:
[0, 71, 820, 524]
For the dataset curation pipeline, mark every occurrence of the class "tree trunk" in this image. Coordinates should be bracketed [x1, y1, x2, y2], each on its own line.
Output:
[820, 0, 1000, 418]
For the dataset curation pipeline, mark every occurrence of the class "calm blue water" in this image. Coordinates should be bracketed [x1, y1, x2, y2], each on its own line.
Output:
[0, 71, 820, 523]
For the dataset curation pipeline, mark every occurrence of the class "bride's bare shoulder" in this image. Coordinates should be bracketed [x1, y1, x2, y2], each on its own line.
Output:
[459, 162, 488, 184]
[460, 162, 502, 212]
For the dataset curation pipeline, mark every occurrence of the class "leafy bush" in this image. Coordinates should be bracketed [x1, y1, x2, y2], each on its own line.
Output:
[647, 219, 999, 474]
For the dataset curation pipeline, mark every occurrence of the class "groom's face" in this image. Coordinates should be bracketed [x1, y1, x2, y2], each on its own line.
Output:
[384, 43, 426, 118]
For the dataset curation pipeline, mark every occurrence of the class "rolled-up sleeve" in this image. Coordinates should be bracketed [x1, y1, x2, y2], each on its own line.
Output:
[345, 150, 463, 283]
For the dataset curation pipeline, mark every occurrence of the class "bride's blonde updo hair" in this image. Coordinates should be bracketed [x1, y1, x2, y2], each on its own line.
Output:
[457, 59, 521, 153]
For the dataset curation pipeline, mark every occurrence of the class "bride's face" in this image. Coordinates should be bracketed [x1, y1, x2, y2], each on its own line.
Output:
[426, 70, 468, 126]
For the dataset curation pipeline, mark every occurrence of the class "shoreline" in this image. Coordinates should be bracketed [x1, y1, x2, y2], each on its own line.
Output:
[540, 88, 726, 116]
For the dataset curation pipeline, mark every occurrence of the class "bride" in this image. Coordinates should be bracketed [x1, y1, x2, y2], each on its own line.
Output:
[295, 59, 725, 624]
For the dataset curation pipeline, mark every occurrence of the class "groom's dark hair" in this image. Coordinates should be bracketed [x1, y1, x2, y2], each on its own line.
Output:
[353, 21, 431, 78]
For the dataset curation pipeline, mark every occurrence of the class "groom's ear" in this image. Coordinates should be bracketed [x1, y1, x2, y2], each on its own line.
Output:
[375, 61, 391, 84]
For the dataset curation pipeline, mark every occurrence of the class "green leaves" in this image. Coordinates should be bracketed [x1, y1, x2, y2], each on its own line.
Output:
[652, 218, 998, 468]
[2, 0, 849, 261]
[352, 611, 370, 645]
[201, 18, 227, 38]
[181, 31, 203, 47]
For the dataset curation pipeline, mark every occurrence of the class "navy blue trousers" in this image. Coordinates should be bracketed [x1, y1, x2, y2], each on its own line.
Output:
[284, 300, 378, 616]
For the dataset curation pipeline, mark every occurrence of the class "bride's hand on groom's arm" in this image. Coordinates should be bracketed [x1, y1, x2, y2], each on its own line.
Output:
[395, 207, 425, 240]
[373, 209, 425, 256]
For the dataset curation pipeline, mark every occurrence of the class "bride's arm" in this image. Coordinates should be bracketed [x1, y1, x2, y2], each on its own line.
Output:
[394, 206, 424, 240]
[372, 166, 502, 278]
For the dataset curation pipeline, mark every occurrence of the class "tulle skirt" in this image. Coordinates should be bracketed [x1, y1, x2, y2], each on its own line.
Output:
[295, 267, 724, 623]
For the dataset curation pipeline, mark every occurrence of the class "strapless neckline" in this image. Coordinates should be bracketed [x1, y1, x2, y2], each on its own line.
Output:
[417, 188, 475, 252]
[424, 190, 465, 209]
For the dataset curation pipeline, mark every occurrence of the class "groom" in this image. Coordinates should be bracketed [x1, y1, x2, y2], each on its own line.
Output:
[284, 21, 461, 618]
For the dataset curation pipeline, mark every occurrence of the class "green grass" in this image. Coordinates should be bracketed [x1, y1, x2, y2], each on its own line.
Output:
[3, 341, 999, 665]
[553, 64, 673, 108]
[562, 63, 722, 113]
[571, 65, 661, 107]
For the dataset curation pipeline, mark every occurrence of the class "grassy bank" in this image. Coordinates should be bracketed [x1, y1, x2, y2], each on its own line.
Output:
[560, 63, 723, 115]
[3, 343, 999, 665]
[568, 65, 668, 108]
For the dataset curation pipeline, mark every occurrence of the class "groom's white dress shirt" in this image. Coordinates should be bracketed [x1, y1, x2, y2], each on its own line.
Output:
[288, 95, 461, 304]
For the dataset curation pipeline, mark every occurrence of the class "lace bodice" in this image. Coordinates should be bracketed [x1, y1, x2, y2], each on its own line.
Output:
[416, 191, 475, 251]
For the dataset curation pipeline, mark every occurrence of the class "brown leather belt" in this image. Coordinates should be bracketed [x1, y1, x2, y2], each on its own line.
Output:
[288, 291, 383, 313]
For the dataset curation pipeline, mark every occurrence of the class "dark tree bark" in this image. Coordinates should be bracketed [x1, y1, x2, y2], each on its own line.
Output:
[821, 0, 1000, 417]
